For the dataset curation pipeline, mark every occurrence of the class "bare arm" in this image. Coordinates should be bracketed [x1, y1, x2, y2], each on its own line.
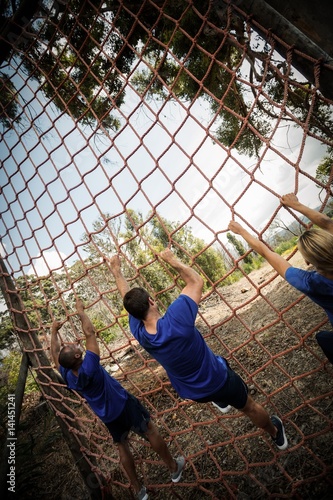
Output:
[50, 321, 62, 370]
[76, 299, 100, 355]
[281, 193, 333, 234]
[228, 221, 291, 278]
[159, 249, 204, 304]
[107, 255, 130, 298]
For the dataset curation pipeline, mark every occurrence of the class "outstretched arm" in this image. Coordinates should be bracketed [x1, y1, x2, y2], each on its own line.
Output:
[281, 193, 333, 234]
[108, 255, 130, 298]
[76, 299, 100, 356]
[228, 221, 291, 278]
[51, 321, 62, 370]
[159, 249, 204, 304]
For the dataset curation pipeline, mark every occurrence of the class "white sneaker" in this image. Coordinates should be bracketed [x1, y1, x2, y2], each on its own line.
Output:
[212, 402, 232, 414]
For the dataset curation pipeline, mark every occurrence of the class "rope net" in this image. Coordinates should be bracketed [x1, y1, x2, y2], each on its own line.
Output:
[1, 0, 333, 498]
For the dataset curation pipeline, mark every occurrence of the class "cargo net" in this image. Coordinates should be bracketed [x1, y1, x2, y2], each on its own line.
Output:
[1, 0, 333, 498]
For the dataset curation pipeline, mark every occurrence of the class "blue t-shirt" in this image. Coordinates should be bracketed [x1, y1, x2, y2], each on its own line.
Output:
[59, 350, 128, 423]
[129, 294, 228, 399]
[285, 267, 333, 326]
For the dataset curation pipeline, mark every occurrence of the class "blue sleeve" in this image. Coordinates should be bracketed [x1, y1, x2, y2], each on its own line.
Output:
[285, 267, 312, 293]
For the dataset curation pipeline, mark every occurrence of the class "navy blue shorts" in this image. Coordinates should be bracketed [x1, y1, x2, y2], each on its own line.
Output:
[193, 362, 248, 409]
[104, 393, 150, 443]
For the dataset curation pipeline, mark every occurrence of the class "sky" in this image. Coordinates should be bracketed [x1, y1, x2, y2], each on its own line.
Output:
[0, 66, 330, 278]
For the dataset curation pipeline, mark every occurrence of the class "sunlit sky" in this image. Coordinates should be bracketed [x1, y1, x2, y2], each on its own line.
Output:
[0, 70, 329, 278]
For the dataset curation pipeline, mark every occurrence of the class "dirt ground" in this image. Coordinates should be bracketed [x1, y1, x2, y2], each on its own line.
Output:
[11, 253, 333, 499]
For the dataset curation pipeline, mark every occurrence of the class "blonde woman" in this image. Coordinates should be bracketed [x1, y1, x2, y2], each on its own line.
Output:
[228, 193, 333, 364]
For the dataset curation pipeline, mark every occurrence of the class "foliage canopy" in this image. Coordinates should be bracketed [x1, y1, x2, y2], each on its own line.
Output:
[1, 0, 333, 159]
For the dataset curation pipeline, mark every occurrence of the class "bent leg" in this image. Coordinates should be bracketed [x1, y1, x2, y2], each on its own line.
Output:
[117, 441, 141, 494]
[144, 420, 177, 473]
[240, 395, 277, 438]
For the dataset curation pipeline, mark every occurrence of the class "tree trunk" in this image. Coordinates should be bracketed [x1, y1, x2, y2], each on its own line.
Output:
[230, 0, 333, 101]
[0, 0, 42, 64]
[264, 0, 333, 58]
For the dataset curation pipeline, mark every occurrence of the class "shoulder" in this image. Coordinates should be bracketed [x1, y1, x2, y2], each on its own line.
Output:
[167, 294, 198, 319]
[129, 314, 142, 331]
[81, 350, 101, 373]
[85, 350, 100, 361]
[285, 266, 310, 281]
[285, 266, 320, 290]
[59, 365, 68, 382]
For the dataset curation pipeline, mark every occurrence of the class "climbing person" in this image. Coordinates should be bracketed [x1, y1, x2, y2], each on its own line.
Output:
[228, 192, 333, 364]
[108, 250, 288, 451]
[51, 299, 185, 500]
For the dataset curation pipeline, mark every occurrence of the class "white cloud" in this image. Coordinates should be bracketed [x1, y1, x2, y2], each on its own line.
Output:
[28, 250, 66, 276]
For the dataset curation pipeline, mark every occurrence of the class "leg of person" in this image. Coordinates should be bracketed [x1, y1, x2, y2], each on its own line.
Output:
[117, 441, 146, 499]
[316, 331, 333, 364]
[208, 363, 288, 451]
[105, 397, 148, 500]
[144, 420, 185, 483]
[240, 395, 288, 450]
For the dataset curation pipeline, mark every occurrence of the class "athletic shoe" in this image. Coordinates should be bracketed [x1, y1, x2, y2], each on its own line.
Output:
[271, 415, 288, 450]
[212, 402, 232, 414]
[171, 456, 185, 483]
[137, 486, 148, 500]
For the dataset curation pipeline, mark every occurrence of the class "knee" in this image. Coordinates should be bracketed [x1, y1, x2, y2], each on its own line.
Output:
[145, 419, 157, 437]
[316, 330, 332, 342]
[316, 330, 333, 350]
[240, 395, 256, 415]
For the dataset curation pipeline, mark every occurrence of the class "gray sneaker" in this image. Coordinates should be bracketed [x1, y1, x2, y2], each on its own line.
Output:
[171, 456, 185, 483]
[137, 486, 148, 500]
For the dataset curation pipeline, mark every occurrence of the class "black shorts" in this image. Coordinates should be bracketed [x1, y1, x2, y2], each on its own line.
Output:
[193, 362, 248, 409]
[104, 393, 150, 443]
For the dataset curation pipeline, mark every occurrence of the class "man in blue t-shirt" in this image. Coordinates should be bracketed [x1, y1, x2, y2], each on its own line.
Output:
[109, 250, 288, 451]
[51, 299, 184, 500]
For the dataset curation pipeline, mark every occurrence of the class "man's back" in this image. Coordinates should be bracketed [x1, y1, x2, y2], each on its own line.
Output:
[129, 295, 228, 399]
[60, 350, 128, 422]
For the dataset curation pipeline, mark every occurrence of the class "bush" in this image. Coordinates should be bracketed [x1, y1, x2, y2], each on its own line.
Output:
[274, 237, 298, 255]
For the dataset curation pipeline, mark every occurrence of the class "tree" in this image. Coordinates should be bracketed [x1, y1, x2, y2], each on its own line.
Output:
[0, 0, 131, 131]
[227, 232, 253, 265]
[1, 0, 333, 157]
[81, 209, 228, 293]
[130, 0, 333, 156]
[316, 149, 333, 190]
[0, 72, 22, 128]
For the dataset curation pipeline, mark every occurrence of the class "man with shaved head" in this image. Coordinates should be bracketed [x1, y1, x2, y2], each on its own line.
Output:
[51, 299, 184, 500]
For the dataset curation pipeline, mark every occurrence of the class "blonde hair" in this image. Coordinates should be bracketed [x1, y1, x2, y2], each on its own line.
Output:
[297, 228, 333, 274]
